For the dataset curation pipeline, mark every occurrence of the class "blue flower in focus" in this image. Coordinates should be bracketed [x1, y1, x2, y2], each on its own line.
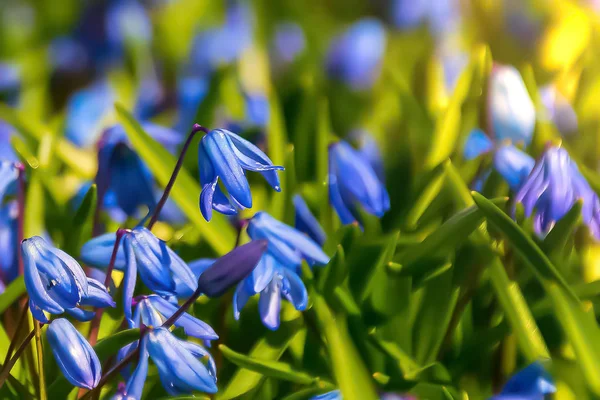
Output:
[198, 129, 284, 221]
[271, 22, 306, 67]
[0, 161, 18, 204]
[234, 212, 328, 330]
[488, 65, 536, 146]
[65, 81, 114, 148]
[515, 146, 600, 238]
[22, 236, 115, 322]
[326, 18, 387, 90]
[47, 318, 102, 389]
[0, 201, 18, 285]
[293, 194, 326, 246]
[329, 140, 390, 225]
[493, 144, 535, 191]
[490, 362, 555, 400]
[120, 327, 217, 397]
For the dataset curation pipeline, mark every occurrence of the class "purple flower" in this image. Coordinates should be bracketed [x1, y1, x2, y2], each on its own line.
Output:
[515, 146, 600, 238]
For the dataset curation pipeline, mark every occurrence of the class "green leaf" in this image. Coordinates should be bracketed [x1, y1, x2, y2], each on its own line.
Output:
[115, 103, 236, 255]
[272, 144, 296, 224]
[10, 136, 39, 169]
[0, 104, 96, 179]
[219, 344, 328, 385]
[394, 198, 507, 274]
[542, 200, 582, 256]
[47, 329, 141, 399]
[64, 184, 97, 256]
[471, 192, 578, 301]
[0, 277, 25, 316]
[405, 161, 447, 230]
[318, 245, 346, 294]
[217, 314, 304, 400]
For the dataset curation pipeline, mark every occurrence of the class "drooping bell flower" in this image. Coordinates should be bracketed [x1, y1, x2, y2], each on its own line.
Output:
[0, 201, 17, 285]
[47, 318, 102, 389]
[351, 130, 385, 181]
[488, 65, 536, 146]
[515, 146, 600, 238]
[119, 328, 217, 398]
[493, 144, 535, 191]
[0, 161, 18, 204]
[490, 362, 555, 400]
[328, 140, 390, 225]
[22, 236, 115, 322]
[234, 212, 328, 330]
[65, 81, 115, 148]
[198, 129, 284, 221]
[293, 195, 326, 246]
[326, 18, 387, 90]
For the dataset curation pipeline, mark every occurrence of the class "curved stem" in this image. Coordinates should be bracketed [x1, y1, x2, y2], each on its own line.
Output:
[0, 328, 36, 390]
[147, 124, 210, 230]
[4, 300, 29, 364]
[34, 321, 46, 400]
[88, 229, 129, 347]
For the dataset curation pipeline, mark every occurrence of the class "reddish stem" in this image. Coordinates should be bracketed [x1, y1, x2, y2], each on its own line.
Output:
[147, 124, 210, 230]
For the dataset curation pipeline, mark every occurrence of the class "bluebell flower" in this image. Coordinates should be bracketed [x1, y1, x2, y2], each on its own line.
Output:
[0, 161, 18, 204]
[490, 362, 555, 400]
[188, 258, 215, 279]
[488, 65, 536, 146]
[391, 0, 429, 30]
[244, 93, 270, 128]
[463, 129, 494, 161]
[351, 131, 385, 181]
[106, 0, 152, 49]
[131, 294, 218, 341]
[234, 212, 328, 330]
[127, 327, 217, 396]
[326, 18, 387, 90]
[0, 121, 17, 162]
[329, 140, 390, 225]
[65, 81, 115, 148]
[0, 202, 17, 285]
[0, 63, 20, 102]
[198, 129, 284, 221]
[22, 236, 114, 322]
[271, 22, 305, 67]
[47, 318, 102, 389]
[515, 146, 600, 238]
[310, 390, 341, 400]
[96, 123, 183, 217]
[134, 76, 165, 121]
[175, 74, 210, 133]
[293, 195, 326, 246]
[49, 37, 89, 73]
[493, 144, 535, 191]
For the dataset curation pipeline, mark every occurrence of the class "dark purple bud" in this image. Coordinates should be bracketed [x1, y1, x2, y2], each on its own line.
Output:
[197, 240, 268, 298]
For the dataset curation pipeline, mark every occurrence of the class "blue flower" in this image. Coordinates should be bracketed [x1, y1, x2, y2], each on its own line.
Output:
[176, 74, 210, 133]
[47, 318, 102, 389]
[22, 236, 114, 322]
[234, 212, 328, 330]
[132, 294, 218, 341]
[198, 129, 284, 221]
[0, 202, 17, 285]
[310, 390, 341, 400]
[0, 121, 17, 162]
[65, 81, 115, 148]
[0, 63, 20, 102]
[351, 131, 385, 181]
[326, 18, 387, 90]
[0, 161, 18, 204]
[120, 327, 217, 397]
[490, 362, 555, 400]
[49, 37, 89, 73]
[96, 123, 183, 217]
[493, 144, 535, 191]
[515, 146, 600, 238]
[293, 195, 326, 246]
[80, 232, 126, 270]
[488, 65, 536, 146]
[105, 0, 152, 49]
[463, 129, 494, 161]
[244, 93, 270, 128]
[271, 22, 305, 67]
[540, 85, 578, 136]
[391, 0, 429, 30]
[329, 140, 390, 225]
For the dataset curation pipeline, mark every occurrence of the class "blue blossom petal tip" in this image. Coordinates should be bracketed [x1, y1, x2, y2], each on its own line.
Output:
[293, 194, 326, 246]
[493, 144, 535, 191]
[491, 361, 555, 399]
[463, 129, 494, 161]
[488, 65, 535, 146]
[198, 128, 284, 221]
[47, 319, 101, 389]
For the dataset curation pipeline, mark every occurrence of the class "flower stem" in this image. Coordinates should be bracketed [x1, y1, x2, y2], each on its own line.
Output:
[88, 228, 129, 347]
[33, 321, 46, 400]
[0, 328, 36, 390]
[147, 124, 210, 230]
[3, 300, 29, 364]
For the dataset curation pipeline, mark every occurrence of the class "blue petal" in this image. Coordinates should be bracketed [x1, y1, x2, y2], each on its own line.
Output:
[147, 295, 218, 340]
[167, 252, 198, 298]
[29, 299, 49, 324]
[233, 282, 252, 320]
[147, 328, 218, 395]
[0, 162, 18, 204]
[188, 259, 215, 279]
[123, 236, 138, 327]
[178, 340, 217, 379]
[259, 280, 281, 330]
[310, 390, 342, 400]
[293, 195, 327, 246]
[47, 319, 101, 389]
[500, 362, 556, 396]
[329, 153, 358, 225]
[137, 298, 165, 326]
[463, 129, 494, 160]
[203, 130, 252, 208]
[65, 307, 96, 322]
[493, 144, 535, 191]
[249, 253, 276, 293]
[122, 334, 149, 400]
[80, 278, 115, 308]
[80, 233, 126, 270]
[22, 239, 64, 314]
[280, 268, 308, 311]
[130, 228, 176, 295]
